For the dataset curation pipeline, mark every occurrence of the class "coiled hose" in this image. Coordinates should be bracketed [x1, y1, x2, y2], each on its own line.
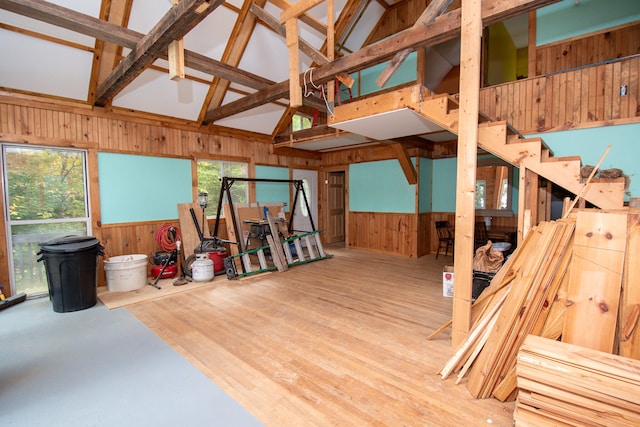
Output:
[155, 224, 181, 253]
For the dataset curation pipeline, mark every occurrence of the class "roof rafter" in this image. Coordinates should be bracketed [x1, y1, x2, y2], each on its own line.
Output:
[0, 0, 273, 95]
[204, 0, 559, 123]
[95, 0, 223, 106]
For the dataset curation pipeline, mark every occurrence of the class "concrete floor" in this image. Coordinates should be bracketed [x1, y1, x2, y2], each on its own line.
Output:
[0, 297, 263, 427]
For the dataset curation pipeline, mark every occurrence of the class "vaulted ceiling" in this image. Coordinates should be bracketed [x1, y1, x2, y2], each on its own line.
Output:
[0, 0, 547, 149]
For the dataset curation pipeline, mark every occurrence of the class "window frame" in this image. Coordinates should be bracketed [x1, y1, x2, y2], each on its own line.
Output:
[195, 157, 250, 218]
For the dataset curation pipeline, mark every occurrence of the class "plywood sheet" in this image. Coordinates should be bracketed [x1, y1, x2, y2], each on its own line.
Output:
[620, 210, 640, 359]
[562, 210, 627, 352]
[178, 202, 210, 259]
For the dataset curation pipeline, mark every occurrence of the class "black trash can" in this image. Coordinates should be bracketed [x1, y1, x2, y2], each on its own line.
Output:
[37, 235, 104, 313]
[472, 270, 497, 300]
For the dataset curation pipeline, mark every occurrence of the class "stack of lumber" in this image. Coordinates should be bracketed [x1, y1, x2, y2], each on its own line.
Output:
[514, 335, 640, 426]
[439, 219, 576, 401]
[438, 208, 640, 412]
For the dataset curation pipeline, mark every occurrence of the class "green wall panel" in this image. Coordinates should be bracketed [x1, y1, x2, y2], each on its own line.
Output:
[419, 157, 433, 213]
[98, 153, 192, 224]
[350, 159, 416, 213]
[537, 0, 640, 46]
[255, 165, 290, 211]
[530, 123, 640, 200]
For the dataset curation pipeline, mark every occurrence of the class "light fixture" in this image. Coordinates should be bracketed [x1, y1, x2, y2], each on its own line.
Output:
[198, 191, 208, 210]
[198, 191, 208, 252]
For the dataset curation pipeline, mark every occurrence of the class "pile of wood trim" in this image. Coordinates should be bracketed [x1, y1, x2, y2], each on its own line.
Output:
[438, 208, 640, 411]
[439, 219, 576, 400]
[515, 335, 640, 426]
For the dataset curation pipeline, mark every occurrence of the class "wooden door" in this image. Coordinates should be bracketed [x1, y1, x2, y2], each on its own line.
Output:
[326, 171, 345, 243]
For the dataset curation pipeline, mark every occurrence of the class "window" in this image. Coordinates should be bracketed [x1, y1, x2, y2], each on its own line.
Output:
[196, 160, 248, 216]
[292, 114, 312, 132]
[2, 145, 90, 296]
[475, 180, 487, 209]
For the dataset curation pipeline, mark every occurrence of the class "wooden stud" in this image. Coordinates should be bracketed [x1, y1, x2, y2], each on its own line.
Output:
[451, 0, 481, 347]
[285, 18, 302, 108]
[279, 0, 324, 24]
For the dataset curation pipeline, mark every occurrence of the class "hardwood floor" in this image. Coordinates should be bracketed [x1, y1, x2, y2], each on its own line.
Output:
[128, 245, 514, 426]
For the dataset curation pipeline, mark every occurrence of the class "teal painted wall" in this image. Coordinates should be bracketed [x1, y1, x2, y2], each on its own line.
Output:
[347, 52, 417, 99]
[255, 165, 290, 211]
[432, 158, 457, 212]
[431, 157, 520, 214]
[537, 0, 640, 46]
[349, 159, 416, 213]
[529, 123, 640, 200]
[419, 158, 433, 213]
[98, 153, 192, 224]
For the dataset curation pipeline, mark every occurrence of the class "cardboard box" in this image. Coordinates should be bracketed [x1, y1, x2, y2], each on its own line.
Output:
[443, 266, 454, 297]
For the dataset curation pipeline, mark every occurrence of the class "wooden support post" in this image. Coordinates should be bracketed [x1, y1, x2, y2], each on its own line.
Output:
[326, 0, 335, 108]
[527, 11, 536, 77]
[518, 167, 538, 244]
[168, 0, 185, 80]
[452, 0, 481, 347]
[285, 18, 302, 108]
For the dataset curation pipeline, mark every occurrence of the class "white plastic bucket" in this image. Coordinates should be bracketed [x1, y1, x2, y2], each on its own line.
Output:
[104, 254, 148, 292]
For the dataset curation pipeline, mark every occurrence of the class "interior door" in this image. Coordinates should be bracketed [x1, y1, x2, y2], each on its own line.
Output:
[292, 169, 317, 233]
[326, 171, 345, 243]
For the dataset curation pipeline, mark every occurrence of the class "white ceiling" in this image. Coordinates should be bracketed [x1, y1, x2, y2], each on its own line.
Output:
[0, 0, 529, 149]
[0, 0, 388, 136]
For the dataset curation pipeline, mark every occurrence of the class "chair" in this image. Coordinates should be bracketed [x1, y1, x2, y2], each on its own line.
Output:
[435, 221, 454, 259]
[475, 221, 489, 251]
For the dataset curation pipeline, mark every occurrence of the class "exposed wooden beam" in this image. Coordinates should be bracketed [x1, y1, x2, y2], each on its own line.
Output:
[389, 143, 418, 185]
[376, 0, 455, 88]
[280, 0, 324, 24]
[204, 0, 559, 123]
[268, 0, 327, 33]
[250, 3, 329, 65]
[91, 0, 132, 104]
[451, 0, 481, 347]
[0, 0, 139, 46]
[527, 10, 537, 77]
[198, 0, 267, 121]
[168, 1, 185, 80]
[286, 18, 302, 108]
[272, 146, 322, 160]
[95, 0, 223, 106]
[0, 0, 273, 92]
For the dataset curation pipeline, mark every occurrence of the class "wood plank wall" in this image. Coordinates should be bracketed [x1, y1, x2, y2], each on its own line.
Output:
[348, 212, 418, 257]
[479, 55, 640, 133]
[535, 21, 640, 77]
[0, 96, 320, 290]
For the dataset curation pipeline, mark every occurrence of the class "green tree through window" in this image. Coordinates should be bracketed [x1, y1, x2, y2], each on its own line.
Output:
[197, 160, 248, 215]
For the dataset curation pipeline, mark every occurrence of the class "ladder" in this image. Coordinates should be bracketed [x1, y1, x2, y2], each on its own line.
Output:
[223, 229, 331, 279]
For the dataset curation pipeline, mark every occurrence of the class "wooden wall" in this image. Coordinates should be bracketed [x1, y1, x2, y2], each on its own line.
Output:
[364, 0, 429, 45]
[348, 212, 418, 257]
[479, 55, 640, 133]
[535, 21, 640, 77]
[0, 96, 320, 291]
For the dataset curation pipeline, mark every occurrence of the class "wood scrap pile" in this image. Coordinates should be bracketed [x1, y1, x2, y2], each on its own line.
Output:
[515, 335, 640, 426]
[437, 208, 640, 417]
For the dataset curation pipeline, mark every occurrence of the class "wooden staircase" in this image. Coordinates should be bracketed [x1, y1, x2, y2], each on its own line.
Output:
[417, 94, 626, 210]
